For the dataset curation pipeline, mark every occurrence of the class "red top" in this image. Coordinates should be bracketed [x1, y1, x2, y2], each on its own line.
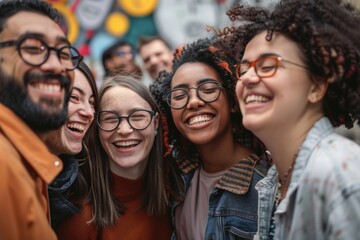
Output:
[56, 173, 173, 240]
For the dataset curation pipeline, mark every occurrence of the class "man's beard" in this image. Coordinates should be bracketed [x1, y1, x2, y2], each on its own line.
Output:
[0, 68, 71, 132]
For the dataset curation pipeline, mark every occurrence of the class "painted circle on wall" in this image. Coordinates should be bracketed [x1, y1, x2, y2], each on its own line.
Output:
[54, 3, 78, 44]
[118, 0, 158, 17]
[105, 12, 130, 36]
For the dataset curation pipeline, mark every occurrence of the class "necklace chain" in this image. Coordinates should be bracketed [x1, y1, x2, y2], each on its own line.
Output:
[279, 153, 298, 186]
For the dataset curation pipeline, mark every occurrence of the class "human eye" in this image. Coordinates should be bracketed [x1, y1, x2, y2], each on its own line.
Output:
[130, 111, 148, 121]
[100, 112, 118, 123]
[70, 94, 79, 102]
[199, 82, 219, 94]
[258, 57, 277, 72]
[20, 38, 46, 55]
[59, 46, 72, 60]
[239, 63, 250, 76]
[171, 90, 187, 101]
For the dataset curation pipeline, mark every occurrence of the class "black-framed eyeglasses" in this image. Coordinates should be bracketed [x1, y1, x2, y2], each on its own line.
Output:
[165, 81, 223, 109]
[236, 54, 308, 80]
[0, 36, 82, 71]
[113, 49, 135, 58]
[97, 109, 156, 132]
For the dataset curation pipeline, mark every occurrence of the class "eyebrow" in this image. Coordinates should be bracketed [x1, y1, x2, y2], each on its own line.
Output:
[72, 87, 94, 99]
[172, 78, 219, 89]
[20, 32, 71, 45]
[241, 53, 280, 63]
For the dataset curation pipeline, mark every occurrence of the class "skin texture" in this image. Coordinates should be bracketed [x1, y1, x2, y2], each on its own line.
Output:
[99, 86, 159, 179]
[170, 62, 251, 173]
[139, 39, 173, 80]
[45, 69, 95, 155]
[0, 11, 74, 136]
[236, 31, 327, 189]
[171, 62, 232, 145]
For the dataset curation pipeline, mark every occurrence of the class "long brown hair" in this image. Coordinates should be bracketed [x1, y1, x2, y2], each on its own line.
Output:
[87, 74, 168, 228]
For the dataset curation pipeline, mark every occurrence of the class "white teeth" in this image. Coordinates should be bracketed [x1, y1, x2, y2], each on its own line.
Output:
[114, 140, 140, 147]
[245, 95, 269, 104]
[67, 123, 85, 132]
[33, 82, 61, 92]
[188, 115, 213, 125]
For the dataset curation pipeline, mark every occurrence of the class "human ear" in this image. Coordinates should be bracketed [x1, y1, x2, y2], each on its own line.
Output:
[154, 112, 160, 129]
[308, 78, 328, 103]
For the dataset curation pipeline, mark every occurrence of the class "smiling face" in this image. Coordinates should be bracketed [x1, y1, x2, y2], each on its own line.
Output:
[170, 62, 232, 145]
[45, 69, 95, 155]
[0, 11, 74, 132]
[98, 86, 159, 179]
[105, 45, 136, 73]
[236, 31, 320, 137]
[139, 39, 173, 80]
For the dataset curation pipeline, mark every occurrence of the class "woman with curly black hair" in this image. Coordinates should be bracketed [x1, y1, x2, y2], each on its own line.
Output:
[222, 0, 360, 239]
[151, 37, 269, 239]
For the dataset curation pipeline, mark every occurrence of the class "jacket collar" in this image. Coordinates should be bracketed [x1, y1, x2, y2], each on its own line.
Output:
[0, 104, 63, 184]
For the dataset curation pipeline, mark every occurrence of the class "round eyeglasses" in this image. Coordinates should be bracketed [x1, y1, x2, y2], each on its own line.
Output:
[165, 81, 223, 109]
[97, 109, 156, 132]
[0, 36, 82, 71]
[236, 54, 308, 80]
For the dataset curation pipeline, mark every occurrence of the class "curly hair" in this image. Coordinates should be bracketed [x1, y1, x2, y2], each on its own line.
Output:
[150, 38, 264, 178]
[221, 0, 360, 128]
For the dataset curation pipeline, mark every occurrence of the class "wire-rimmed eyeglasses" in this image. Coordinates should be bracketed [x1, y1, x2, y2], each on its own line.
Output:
[97, 109, 156, 131]
[0, 35, 82, 71]
[165, 80, 224, 109]
[236, 54, 308, 80]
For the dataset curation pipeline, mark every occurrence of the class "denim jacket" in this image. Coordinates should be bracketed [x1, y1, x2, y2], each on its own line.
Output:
[255, 117, 360, 240]
[170, 153, 269, 240]
[48, 154, 80, 229]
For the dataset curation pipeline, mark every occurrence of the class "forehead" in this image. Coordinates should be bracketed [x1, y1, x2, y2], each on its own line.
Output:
[141, 40, 168, 54]
[0, 11, 67, 44]
[172, 62, 221, 87]
[100, 86, 151, 111]
[73, 70, 93, 93]
[116, 45, 132, 51]
[243, 31, 302, 61]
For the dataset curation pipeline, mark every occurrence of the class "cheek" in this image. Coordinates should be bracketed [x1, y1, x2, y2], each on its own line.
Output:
[99, 131, 112, 149]
[67, 103, 77, 116]
[235, 81, 243, 101]
[171, 109, 183, 129]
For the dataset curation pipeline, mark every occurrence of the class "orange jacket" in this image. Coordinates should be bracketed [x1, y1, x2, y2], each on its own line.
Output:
[0, 104, 63, 240]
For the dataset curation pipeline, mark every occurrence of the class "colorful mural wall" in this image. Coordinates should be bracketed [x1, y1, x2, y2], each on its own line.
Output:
[46, 0, 275, 79]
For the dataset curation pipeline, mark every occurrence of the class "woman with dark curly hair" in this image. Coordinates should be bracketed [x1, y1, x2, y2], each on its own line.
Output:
[151, 37, 269, 239]
[222, 0, 360, 239]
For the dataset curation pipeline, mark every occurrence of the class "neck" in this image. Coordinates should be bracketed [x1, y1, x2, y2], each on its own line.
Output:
[258, 113, 323, 192]
[197, 135, 252, 173]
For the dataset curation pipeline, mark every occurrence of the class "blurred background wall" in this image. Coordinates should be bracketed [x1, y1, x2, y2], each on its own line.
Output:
[43, 0, 360, 144]
[43, 0, 275, 80]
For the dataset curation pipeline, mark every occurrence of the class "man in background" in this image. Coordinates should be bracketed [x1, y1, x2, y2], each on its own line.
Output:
[0, 0, 82, 239]
[138, 36, 173, 82]
[102, 39, 142, 79]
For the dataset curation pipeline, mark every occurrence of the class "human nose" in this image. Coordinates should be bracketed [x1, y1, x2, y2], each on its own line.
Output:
[79, 103, 95, 122]
[116, 117, 133, 134]
[149, 55, 159, 66]
[39, 49, 66, 74]
[186, 87, 204, 109]
[240, 67, 260, 86]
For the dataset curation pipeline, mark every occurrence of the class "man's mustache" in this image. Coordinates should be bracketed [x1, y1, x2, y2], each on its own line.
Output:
[24, 72, 71, 92]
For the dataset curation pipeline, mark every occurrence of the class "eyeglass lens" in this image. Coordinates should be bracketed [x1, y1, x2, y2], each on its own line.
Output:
[97, 110, 154, 131]
[19, 37, 81, 70]
[167, 81, 222, 109]
[237, 56, 278, 79]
